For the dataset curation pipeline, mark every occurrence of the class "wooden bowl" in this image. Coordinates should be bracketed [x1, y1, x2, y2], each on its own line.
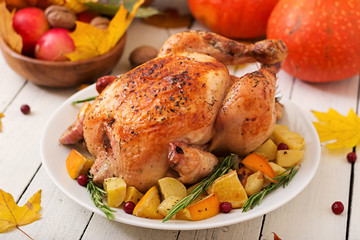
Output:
[0, 34, 126, 88]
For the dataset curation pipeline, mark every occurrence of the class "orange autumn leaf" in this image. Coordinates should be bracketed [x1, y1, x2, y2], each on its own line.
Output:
[272, 232, 282, 240]
[0, 2, 22, 53]
[66, 0, 143, 61]
[0, 189, 42, 234]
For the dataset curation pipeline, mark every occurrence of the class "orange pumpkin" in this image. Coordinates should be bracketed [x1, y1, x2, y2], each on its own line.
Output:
[187, 0, 279, 39]
[267, 0, 360, 82]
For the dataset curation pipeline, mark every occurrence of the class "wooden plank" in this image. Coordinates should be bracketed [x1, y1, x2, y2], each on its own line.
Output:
[261, 76, 359, 239]
[0, 82, 75, 199]
[349, 75, 360, 240]
[82, 215, 179, 240]
[0, 52, 26, 110]
[1, 167, 93, 240]
[177, 217, 263, 240]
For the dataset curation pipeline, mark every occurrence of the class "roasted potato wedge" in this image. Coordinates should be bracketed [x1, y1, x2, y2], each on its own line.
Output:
[158, 177, 187, 199]
[207, 170, 248, 208]
[245, 171, 264, 196]
[271, 125, 305, 150]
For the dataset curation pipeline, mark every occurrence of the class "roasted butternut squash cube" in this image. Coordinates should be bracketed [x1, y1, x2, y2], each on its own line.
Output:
[133, 186, 163, 219]
[187, 193, 220, 221]
[276, 150, 304, 167]
[241, 153, 277, 183]
[207, 170, 248, 208]
[66, 149, 94, 179]
[104, 177, 127, 208]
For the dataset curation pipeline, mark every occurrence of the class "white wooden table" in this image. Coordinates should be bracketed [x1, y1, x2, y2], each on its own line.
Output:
[1, 0, 359, 239]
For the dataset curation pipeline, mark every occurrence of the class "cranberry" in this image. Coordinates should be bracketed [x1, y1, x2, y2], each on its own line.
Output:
[77, 174, 88, 186]
[220, 202, 232, 213]
[347, 152, 357, 163]
[20, 104, 31, 115]
[331, 201, 344, 215]
[95, 75, 117, 94]
[123, 201, 136, 214]
[277, 143, 289, 150]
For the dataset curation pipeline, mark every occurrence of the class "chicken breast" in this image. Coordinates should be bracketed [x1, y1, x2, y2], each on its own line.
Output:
[84, 52, 231, 192]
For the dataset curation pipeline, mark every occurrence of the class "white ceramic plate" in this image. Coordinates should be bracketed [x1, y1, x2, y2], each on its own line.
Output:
[41, 84, 321, 230]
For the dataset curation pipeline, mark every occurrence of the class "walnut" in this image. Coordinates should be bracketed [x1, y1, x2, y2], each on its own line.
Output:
[129, 46, 159, 68]
[90, 17, 110, 30]
[45, 5, 76, 30]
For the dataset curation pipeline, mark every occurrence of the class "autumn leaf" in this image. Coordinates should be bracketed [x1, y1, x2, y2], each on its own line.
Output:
[0, 113, 4, 132]
[0, 189, 42, 238]
[312, 108, 360, 149]
[48, 0, 87, 13]
[272, 232, 282, 240]
[0, 2, 22, 53]
[66, 0, 143, 61]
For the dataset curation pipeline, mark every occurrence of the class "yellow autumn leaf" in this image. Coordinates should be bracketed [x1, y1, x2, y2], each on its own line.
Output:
[0, 189, 42, 234]
[0, 2, 22, 53]
[66, 0, 144, 61]
[0, 112, 4, 132]
[312, 108, 360, 149]
[48, 0, 87, 13]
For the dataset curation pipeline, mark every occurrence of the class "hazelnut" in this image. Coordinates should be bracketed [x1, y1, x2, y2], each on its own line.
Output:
[90, 16, 110, 30]
[45, 5, 76, 30]
[129, 46, 159, 68]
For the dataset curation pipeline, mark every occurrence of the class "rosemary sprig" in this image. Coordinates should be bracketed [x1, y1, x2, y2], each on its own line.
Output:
[71, 96, 97, 105]
[163, 154, 236, 222]
[242, 166, 299, 212]
[87, 174, 116, 221]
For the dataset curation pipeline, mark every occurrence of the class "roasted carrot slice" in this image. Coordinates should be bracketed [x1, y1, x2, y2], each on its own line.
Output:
[241, 152, 277, 183]
[187, 193, 220, 221]
[66, 149, 94, 179]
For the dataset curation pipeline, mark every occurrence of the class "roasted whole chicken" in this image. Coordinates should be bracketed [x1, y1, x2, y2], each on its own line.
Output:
[61, 31, 287, 192]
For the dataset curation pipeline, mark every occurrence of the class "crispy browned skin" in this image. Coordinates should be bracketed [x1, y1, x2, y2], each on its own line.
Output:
[84, 52, 230, 192]
[159, 30, 287, 66]
[83, 30, 287, 192]
[210, 67, 277, 156]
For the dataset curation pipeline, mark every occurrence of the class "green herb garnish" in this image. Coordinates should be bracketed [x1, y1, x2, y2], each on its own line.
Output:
[87, 174, 116, 221]
[71, 96, 97, 105]
[242, 166, 299, 212]
[163, 154, 236, 222]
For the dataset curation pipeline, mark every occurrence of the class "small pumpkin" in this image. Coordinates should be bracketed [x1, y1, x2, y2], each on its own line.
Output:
[267, 0, 360, 83]
[187, 0, 279, 39]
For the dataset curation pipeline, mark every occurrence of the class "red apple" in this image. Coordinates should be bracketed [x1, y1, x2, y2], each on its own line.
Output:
[34, 28, 75, 61]
[76, 10, 99, 23]
[13, 7, 50, 57]
[187, 0, 279, 39]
